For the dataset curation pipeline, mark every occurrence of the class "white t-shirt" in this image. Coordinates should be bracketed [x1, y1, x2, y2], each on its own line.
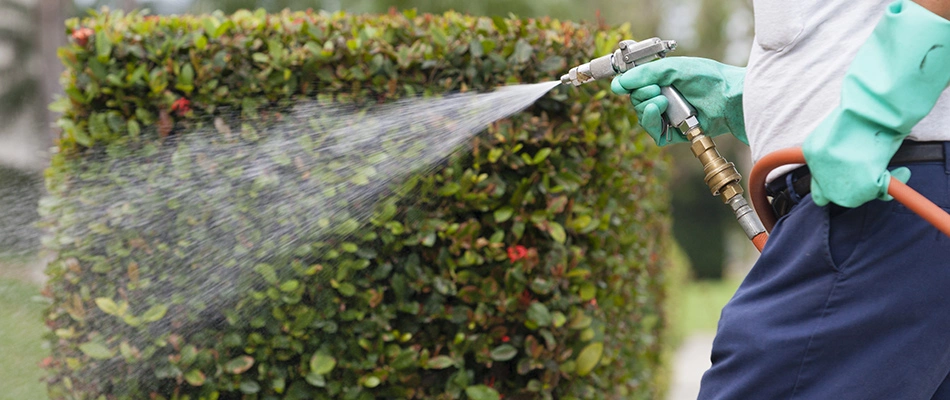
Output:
[744, 0, 950, 164]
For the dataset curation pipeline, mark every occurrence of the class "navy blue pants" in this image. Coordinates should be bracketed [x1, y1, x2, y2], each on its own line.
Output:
[699, 151, 950, 399]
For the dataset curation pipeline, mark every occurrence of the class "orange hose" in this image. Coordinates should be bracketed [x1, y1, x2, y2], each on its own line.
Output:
[751, 232, 768, 252]
[888, 178, 950, 238]
[749, 148, 805, 233]
[748, 147, 950, 250]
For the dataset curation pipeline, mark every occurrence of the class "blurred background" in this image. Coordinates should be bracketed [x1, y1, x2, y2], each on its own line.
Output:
[0, 0, 754, 398]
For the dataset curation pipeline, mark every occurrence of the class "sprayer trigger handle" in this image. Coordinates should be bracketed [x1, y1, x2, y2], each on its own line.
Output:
[659, 85, 697, 135]
[660, 116, 672, 143]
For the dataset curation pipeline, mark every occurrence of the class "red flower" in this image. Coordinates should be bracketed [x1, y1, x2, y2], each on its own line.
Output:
[38, 356, 54, 369]
[506, 245, 527, 262]
[501, 335, 510, 343]
[72, 27, 94, 47]
[171, 98, 191, 116]
[518, 289, 533, 307]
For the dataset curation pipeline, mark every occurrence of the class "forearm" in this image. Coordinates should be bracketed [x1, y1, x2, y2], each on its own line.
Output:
[914, 0, 950, 20]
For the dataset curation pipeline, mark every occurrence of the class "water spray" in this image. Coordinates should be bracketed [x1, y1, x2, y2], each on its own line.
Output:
[561, 38, 769, 250]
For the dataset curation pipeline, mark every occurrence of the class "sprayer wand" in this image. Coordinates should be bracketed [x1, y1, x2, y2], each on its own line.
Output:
[562, 38, 769, 250]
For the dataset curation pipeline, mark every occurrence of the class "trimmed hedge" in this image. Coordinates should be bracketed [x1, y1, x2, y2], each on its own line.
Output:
[42, 8, 672, 399]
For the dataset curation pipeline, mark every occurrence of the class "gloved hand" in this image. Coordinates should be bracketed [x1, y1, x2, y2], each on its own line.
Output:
[610, 57, 747, 146]
[803, 0, 950, 208]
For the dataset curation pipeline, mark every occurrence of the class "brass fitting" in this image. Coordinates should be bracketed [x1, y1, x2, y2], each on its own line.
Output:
[682, 126, 767, 242]
[684, 126, 743, 203]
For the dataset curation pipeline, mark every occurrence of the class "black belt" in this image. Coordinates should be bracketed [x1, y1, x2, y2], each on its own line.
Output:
[766, 141, 946, 219]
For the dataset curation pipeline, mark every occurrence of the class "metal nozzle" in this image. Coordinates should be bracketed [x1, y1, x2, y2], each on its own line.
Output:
[560, 38, 677, 87]
[560, 53, 617, 86]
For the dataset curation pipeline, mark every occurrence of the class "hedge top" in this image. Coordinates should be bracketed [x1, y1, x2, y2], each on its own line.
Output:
[54, 8, 630, 153]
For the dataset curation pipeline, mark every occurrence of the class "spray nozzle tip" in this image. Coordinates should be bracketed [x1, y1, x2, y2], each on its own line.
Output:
[560, 73, 572, 86]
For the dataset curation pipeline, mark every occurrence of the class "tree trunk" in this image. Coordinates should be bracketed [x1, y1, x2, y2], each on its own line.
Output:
[38, 0, 68, 143]
[694, 0, 730, 60]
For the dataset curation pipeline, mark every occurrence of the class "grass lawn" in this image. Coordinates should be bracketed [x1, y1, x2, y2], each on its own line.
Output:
[0, 274, 47, 400]
[678, 278, 742, 336]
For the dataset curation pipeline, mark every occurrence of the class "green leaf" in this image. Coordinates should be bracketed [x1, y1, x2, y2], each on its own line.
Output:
[487, 148, 504, 163]
[305, 372, 326, 387]
[336, 282, 356, 296]
[95, 30, 112, 62]
[184, 369, 206, 386]
[95, 298, 119, 316]
[490, 230, 505, 243]
[119, 341, 133, 360]
[309, 352, 336, 375]
[438, 182, 460, 196]
[212, 20, 233, 39]
[425, 355, 455, 369]
[421, 232, 437, 247]
[465, 385, 501, 400]
[179, 346, 197, 366]
[469, 40, 484, 57]
[569, 313, 593, 330]
[526, 302, 552, 327]
[533, 148, 552, 164]
[194, 34, 208, 50]
[570, 214, 593, 231]
[539, 329, 557, 349]
[552, 311, 567, 328]
[512, 38, 533, 63]
[48, 97, 71, 113]
[127, 119, 141, 138]
[240, 380, 261, 394]
[254, 263, 278, 284]
[177, 64, 195, 94]
[362, 376, 381, 388]
[350, 173, 370, 186]
[429, 27, 448, 46]
[79, 342, 114, 359]
[548, 221, 566, 244]
[279, 280, 299, 292]
[88, 113, 110, 140]
[491, 16, 508, 34]
[579, 282, 596, 301]
[123, 314, 142, 327]
[539, 55, 566, 73]
[252, 53, 270, 63]
[493, 207, 514, 223]
[489, 344, 517, 361]
[141, 304, 168, 323]
[141, 304, 168, 322]
[224, 355, 255, 374]
[576, 342, 604, 376]
[512, 221, 526, 239]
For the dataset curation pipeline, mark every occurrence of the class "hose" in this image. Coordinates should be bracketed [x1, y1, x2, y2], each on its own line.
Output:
[748, 147, 950, 251]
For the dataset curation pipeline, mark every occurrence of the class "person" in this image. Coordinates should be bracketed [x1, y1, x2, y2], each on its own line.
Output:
[611, 0, 950, 398]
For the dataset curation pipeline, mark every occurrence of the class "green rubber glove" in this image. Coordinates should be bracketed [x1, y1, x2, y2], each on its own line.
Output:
[802, 0, 950, 208]
[610, 57, 748, 146]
